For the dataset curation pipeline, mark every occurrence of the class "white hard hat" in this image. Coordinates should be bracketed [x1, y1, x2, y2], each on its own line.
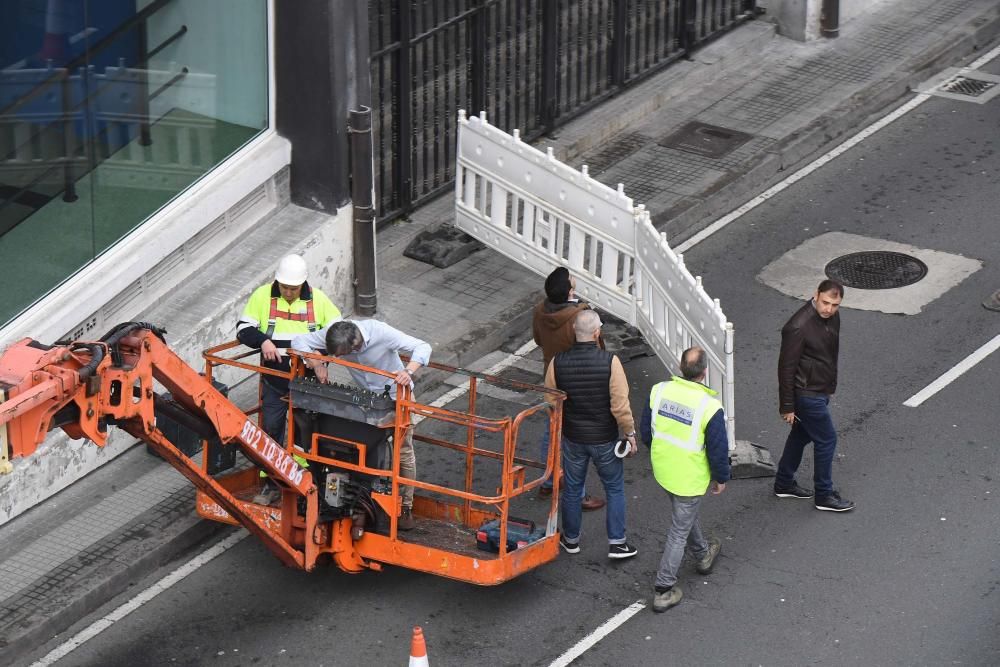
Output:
[274, 254, 308, 286]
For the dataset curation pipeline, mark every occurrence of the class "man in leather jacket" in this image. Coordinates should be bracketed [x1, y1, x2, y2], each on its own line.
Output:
[774, 279, 855, 512]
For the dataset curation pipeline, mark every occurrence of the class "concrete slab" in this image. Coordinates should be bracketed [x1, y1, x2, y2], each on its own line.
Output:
[757, 231, 982, 314]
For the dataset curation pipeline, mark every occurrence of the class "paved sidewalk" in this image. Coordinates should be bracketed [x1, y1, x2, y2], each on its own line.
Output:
[4, 1, 1000, 664]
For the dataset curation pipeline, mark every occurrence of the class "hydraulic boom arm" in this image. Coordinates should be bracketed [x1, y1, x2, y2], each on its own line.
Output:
[0, 323, 319, 569]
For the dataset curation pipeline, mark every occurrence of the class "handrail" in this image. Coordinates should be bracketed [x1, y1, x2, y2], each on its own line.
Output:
[203, 339, 564, 547]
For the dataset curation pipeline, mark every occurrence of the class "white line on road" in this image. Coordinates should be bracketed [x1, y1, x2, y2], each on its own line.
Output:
[903, 334, 1000, 407]
[30, 531, 248, 667]
[969, 41, 1000, 69]
[548, 601, 647, 667]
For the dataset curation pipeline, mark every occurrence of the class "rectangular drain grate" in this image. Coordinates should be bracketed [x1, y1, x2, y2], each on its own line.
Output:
[940, 75, 997, 97]
[658, 121, 754, 159]
[916, 67, 1000, 104]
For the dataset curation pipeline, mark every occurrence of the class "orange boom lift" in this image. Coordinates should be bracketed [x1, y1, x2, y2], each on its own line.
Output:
[0, 323, 564, 584]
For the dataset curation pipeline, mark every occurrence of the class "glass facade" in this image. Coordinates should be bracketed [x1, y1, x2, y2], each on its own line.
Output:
[0, 0, 268, 325]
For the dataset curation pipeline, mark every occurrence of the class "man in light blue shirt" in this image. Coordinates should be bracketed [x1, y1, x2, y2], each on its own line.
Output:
[291, 320, 432, 530]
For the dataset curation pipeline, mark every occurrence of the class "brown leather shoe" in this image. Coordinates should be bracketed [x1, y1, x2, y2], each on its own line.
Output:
[581, 495, 606, 511]
[398, 507, 416, 531]
[538, 486, 553, 497]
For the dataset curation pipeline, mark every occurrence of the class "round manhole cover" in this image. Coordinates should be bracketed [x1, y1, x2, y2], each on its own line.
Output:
[824, 251, 928, 290]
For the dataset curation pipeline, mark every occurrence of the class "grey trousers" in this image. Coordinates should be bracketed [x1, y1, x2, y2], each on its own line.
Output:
[655, 491, 709, 589]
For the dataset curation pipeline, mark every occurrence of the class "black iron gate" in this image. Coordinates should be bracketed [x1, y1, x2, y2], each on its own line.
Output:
[370, 0, 756, 223]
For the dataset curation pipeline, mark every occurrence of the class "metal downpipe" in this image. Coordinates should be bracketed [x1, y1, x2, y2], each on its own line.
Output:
[349, 106, 377, 316]
[821, 0, 840, 38]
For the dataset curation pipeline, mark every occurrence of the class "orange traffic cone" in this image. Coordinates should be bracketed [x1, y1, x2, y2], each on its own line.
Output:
[408, 626, 429, 667]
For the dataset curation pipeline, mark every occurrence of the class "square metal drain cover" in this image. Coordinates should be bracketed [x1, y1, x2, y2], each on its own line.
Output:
[658, 121, 753, 158]
[915, 67, 1000, 104]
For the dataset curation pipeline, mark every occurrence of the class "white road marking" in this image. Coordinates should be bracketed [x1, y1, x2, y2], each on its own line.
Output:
[903, 334, 1000, 407]
[548, 601, 647, 667]
[968, 41, 1000, 69]
[30, 532, 248, 666]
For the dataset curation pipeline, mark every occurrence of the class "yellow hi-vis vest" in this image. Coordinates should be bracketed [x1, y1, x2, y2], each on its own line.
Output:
[649, 377, 723, 496]
[240, 283, 341, 342]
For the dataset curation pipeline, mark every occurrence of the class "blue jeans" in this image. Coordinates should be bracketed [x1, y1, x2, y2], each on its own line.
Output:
[560, 436, 626, 544]
[655, 492, 708, 589]
[540, 427, 587, 499]
[775, 394, 837, 497]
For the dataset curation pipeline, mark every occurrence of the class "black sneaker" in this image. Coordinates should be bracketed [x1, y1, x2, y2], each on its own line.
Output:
[774, 482, 813, 499]
[815, 491, 855, 512]
[608, 542, 638, 560]
[560, 536, 580, 554]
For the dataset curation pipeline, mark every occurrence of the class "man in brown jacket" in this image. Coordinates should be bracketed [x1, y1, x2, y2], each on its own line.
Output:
[774, 279, 854, 512]
[533, 267, 604, 510]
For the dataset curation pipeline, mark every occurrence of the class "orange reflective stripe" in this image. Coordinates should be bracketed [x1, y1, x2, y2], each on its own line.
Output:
[267, 297, 316, 324]
[305, 300, 317, 331]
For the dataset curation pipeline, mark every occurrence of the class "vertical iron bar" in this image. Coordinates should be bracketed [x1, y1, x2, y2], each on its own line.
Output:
[680, 0, 696, 56]
[396, 2, 413, 214]
[375, 1, 388, 216]
[504, 0, 512, 128]
[653, 0, 663, 62]
[611, 0, 626, 88]
[540, 0, 557, 131]
[441, 0, 452, 188]
[470, 2, 487, 117]
[419, 1, 429, 196]
[431, 0, 441, 189]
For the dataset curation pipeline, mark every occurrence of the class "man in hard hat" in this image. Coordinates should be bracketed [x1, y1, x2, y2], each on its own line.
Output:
[237, 254, 342, 445]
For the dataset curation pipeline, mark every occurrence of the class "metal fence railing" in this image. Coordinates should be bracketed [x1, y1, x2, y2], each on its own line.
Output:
[369, 0, 757, 224]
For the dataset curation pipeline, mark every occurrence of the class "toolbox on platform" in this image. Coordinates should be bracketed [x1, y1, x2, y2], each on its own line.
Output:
[476, 517, 545, 553]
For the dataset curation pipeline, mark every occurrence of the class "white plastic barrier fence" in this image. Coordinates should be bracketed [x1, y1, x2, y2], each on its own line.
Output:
[454, 110, 736, 448]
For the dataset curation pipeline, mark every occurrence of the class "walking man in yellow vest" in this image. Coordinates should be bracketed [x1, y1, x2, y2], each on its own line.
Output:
[643, 346, 730, 612]
[236, 254, 342, 443]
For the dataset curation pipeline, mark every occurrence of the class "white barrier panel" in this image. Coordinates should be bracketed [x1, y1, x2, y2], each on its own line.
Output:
[454, 110, 737, 448]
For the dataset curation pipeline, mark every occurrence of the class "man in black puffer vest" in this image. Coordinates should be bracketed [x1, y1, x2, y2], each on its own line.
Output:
[545, 309, 639, 560]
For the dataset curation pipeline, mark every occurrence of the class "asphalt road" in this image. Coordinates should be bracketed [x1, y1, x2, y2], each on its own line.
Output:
[34, 62, 1000, 667]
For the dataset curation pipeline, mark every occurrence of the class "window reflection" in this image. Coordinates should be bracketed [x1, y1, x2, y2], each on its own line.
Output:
[0, 0, 267, 325]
